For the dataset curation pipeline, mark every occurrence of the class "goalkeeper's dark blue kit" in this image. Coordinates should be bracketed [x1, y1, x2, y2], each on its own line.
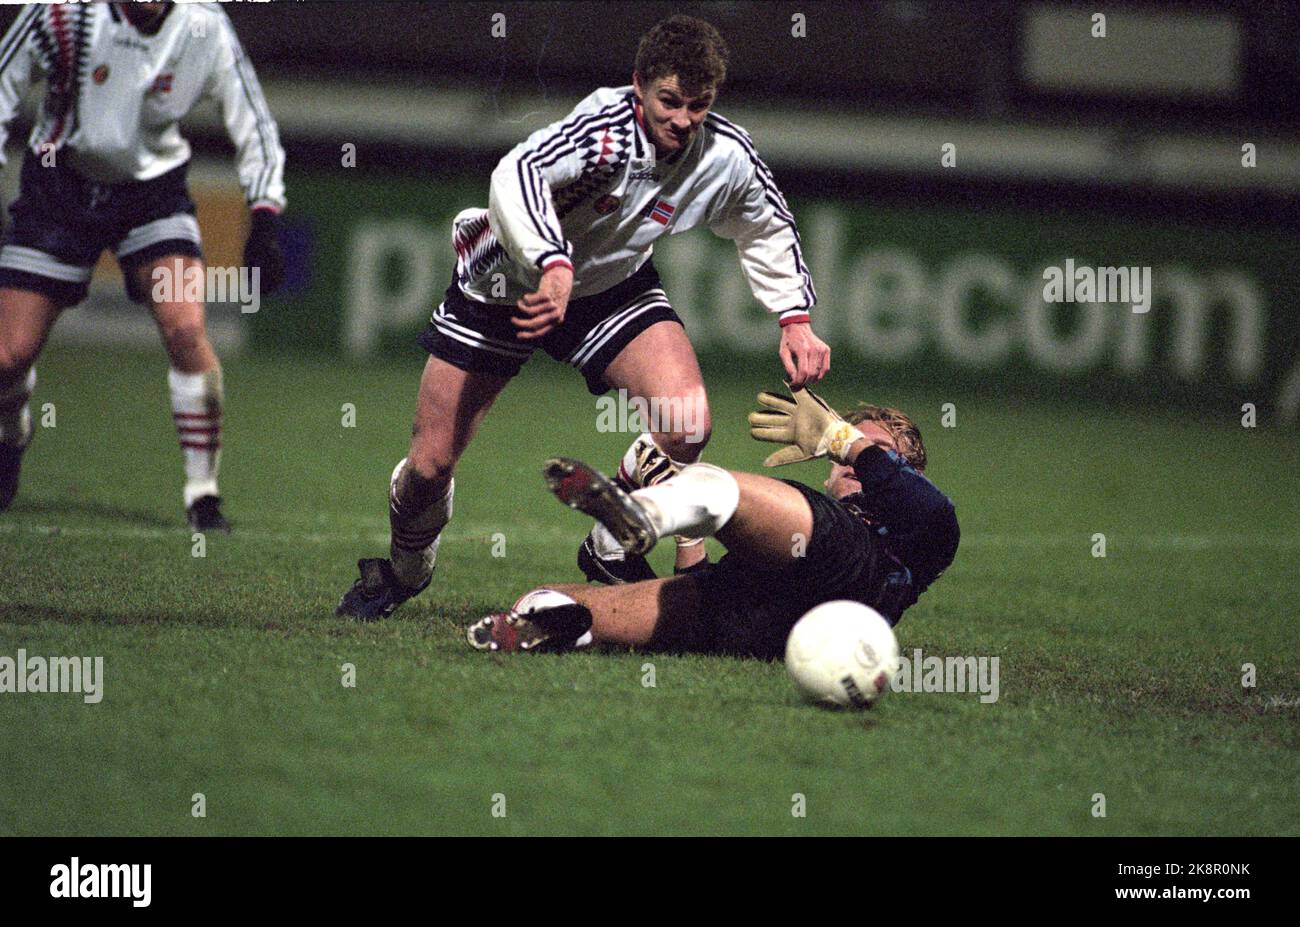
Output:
[669, 445, 959, 660]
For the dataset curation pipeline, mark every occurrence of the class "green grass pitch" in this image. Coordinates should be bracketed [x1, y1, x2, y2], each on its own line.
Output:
[1, 345, 1296, 836]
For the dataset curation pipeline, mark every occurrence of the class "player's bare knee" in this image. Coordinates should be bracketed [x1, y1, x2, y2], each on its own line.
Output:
[641, 385, 710, 461]
[655, 414, 712, 462]
[664, 428, 711, 462]
[0, 302, 43, 385]
[683, 390, 712, 452]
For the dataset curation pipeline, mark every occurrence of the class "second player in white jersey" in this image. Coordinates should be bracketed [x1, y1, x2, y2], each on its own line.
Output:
[0, 1, 284, 208]
[0, 2, 286, 532]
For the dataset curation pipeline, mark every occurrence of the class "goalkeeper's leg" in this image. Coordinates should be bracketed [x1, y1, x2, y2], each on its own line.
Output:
[634, 468, 816, 566]
[549, 458, 815, 568]
[473, 465, 813, 648]
[468, 576, 701, 650]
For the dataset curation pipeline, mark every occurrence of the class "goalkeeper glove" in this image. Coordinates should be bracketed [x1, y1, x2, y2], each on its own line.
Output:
[748, 385, 865, 467]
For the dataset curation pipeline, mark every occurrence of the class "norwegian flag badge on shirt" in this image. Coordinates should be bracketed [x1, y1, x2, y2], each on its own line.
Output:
[644, 199, 675, 226]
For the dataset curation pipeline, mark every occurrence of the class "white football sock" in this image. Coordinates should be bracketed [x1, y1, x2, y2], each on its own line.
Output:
[169, 367, 223, 508]
[0, 366, 36, 448]
[631, 463, 739, 540]
[389, 458, 453, 590]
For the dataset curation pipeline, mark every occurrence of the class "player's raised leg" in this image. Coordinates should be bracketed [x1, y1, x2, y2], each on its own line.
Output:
[136, 255, 227, 532]
[0, 288, 62, 511]
[549, 456, 812, 567]
[586, 319, 713, 581]
[336, 355, 511, 620]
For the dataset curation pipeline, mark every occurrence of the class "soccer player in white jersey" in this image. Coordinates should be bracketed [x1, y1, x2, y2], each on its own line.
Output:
[0, 2, 286, 531]
[337, 15, 830, 619]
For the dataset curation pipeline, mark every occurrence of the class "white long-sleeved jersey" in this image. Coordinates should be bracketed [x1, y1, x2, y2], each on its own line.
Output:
[458, 86, 814, 322]
[0, 2, 284, 210]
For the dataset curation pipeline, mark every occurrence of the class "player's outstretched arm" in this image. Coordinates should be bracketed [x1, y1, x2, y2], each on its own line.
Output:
[707, 147, 825, 384]
[206, 10, 286, 215]
[843, 445, 959, 592]
[747, 384, 957, 587]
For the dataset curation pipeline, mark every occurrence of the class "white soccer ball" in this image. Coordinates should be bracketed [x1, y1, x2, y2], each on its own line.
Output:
[785, 601, 900, 709]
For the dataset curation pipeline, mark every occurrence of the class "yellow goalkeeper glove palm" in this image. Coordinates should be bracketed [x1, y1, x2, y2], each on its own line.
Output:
[747, 386, 865, 467]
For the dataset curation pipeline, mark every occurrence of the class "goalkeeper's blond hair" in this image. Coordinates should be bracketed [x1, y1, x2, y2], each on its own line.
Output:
[845, 405, 926, 473]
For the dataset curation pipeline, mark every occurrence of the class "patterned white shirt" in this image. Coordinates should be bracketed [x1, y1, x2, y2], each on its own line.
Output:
[0, 2, 285, 210]
[457, 85, 814, 322]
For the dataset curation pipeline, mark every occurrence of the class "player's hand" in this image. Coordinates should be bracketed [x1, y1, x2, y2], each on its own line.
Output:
[748, 384, 864, 467]
[777, 321, 830, 388]
[243, 208, 285, 295]
[514, 263, 573, 341]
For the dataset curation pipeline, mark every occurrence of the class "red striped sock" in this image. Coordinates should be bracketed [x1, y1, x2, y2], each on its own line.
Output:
[169, 367, 223, 508]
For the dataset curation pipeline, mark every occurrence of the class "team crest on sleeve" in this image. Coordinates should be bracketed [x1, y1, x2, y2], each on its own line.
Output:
[593, 194, 621, 215]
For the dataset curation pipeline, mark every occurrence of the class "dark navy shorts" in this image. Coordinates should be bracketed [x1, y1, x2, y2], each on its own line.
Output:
[664, 481, 899, 661]
[417, 259, 683, 396]
[0, 150, 204, 306]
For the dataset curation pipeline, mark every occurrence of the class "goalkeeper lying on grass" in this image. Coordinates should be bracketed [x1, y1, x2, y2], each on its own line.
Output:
[467, 386, 959, 657]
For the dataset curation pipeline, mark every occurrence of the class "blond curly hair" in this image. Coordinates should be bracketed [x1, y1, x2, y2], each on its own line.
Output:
[844, 404, 927, 472]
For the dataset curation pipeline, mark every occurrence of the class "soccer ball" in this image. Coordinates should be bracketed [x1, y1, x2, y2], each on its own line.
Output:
[785, 601, 900, 709]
